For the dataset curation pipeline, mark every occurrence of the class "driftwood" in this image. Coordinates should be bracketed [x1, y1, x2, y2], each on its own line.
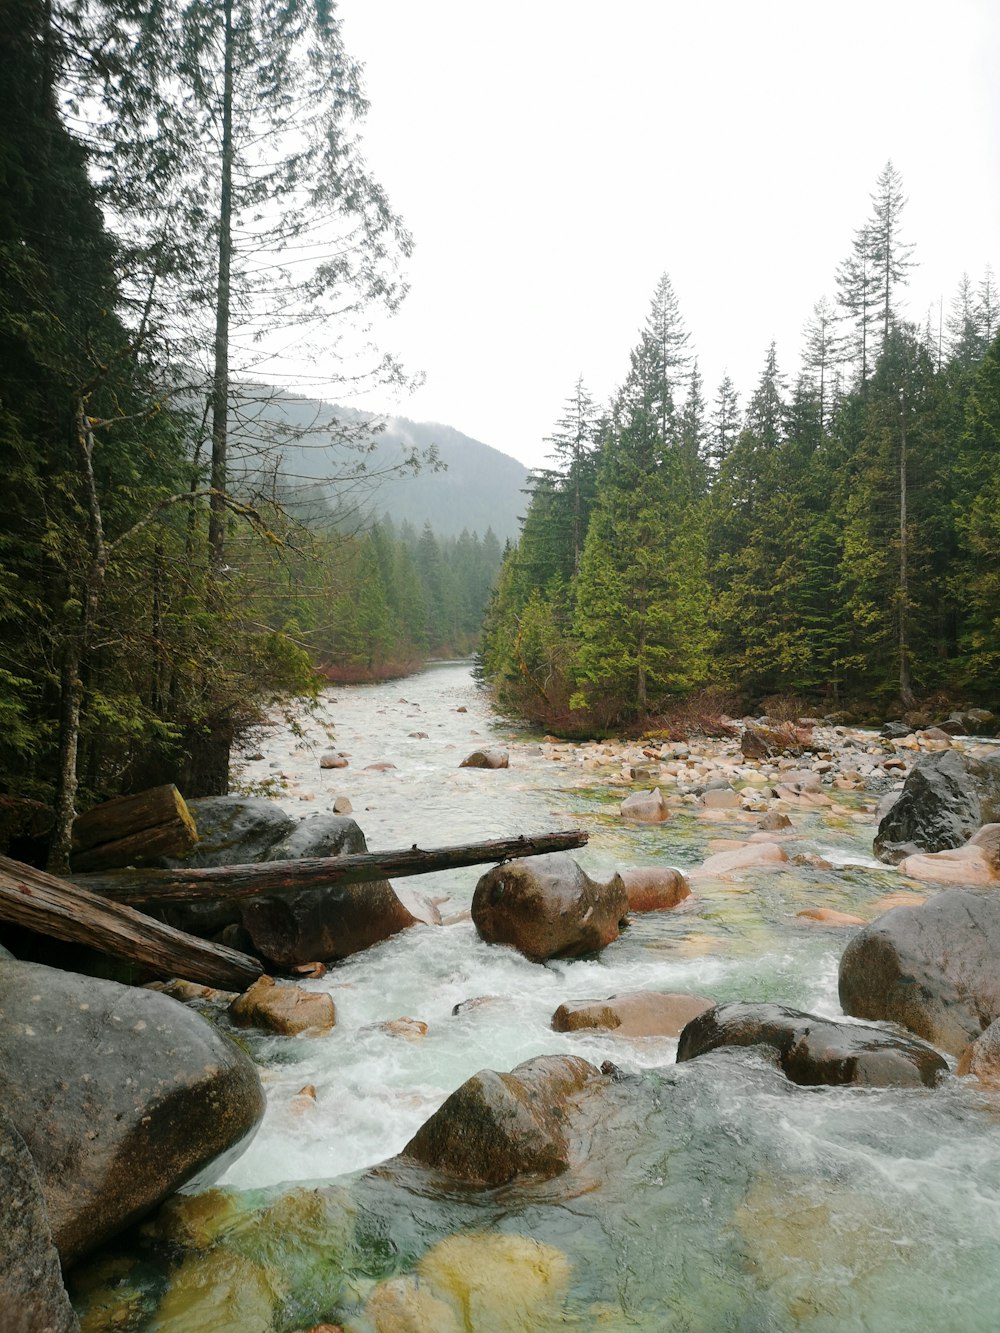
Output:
[71, 784, 198, 872]
[74, 829, 590, 907]
[0, 855, 262, 990]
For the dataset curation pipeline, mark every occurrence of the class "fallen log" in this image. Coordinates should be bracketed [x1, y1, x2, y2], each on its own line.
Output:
[71, 784, 198, 872]
[0, 855, 263, 990]
[73, 829, 590, 907]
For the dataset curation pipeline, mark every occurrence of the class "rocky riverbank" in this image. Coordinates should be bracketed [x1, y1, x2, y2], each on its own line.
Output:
[7, 680, 1000, 1330]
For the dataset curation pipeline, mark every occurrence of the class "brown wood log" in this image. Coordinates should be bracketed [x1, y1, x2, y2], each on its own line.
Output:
[0, 855, 262, 990]
[73, 829, 590, 906]
[71, 784, 198, 871]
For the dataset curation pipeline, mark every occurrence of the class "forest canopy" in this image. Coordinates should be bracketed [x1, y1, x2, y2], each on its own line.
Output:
[480, 163, 1000, 734]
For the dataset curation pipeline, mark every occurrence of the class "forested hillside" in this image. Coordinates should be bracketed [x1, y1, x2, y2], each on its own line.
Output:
[0, 0, 461, 862]
[227, 393, 527, 540]
[481, 163, 1000, 734]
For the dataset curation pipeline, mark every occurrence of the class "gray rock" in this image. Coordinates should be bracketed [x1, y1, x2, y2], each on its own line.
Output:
[166, 795, 297, 867]
[164, 805, 412, 967]
[839, 889, 1000, 1055]
[873, 749, 1000, 864]
[0, 1108, 79, 1333]
[677, 1001, 948, 1088]
[0, 960, 264, 1266]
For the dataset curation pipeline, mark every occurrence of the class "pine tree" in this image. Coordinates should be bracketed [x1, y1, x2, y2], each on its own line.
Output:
[868, 161, 915, 346]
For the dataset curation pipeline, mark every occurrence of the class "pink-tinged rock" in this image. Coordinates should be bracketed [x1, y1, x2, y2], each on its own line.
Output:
[619, 787, 668, 822]
[551, 991, 715, 1037]
[700, 787, 741, 810]
[319, 752, 348, 769]
[690, 841, 789, 878]
[618, 866, 691, 913]
[898, 825, 1000, 886]
[797, 907, 865, 926]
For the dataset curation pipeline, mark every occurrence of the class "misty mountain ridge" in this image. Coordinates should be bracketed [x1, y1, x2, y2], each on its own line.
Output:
[229, 388, 529, 541]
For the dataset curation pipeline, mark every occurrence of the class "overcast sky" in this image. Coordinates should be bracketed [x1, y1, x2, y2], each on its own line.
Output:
[303, 0, 1000, 470]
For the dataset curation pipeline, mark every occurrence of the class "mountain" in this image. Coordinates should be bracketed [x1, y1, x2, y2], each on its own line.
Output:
[228, 389, 530, 541]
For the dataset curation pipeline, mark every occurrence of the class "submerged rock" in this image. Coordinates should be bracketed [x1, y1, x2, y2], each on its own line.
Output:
[676, 1001, 948, 1088]
[365, 1232, 571, 1333]
[690, 841, 789, 878]
[552, 991, 715, 1038]
[873, 749, 1000, 864]
[0, 959, 264, 1266]
[839, 889, 1000, 1055]
[472, 853, 629, 962]
[400, 1054, 602, 1185]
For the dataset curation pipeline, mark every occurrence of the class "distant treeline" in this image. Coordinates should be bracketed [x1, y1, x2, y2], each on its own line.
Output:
[480, 163, 1000, 733]
[273, 518, 503, 682]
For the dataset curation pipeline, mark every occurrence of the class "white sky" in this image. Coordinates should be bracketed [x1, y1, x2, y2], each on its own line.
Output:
[308, 0, 1000, 470]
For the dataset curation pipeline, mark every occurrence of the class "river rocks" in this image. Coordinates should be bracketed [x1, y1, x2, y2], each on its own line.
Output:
[838, 889, 1000, 1055]
[618, 866, 691, 912]
[319, 751, 348, 769]
[676, 1001, 948, 1088]
[460, 749, 509, 769]
[897, 823, 1000, 885]
[740, 723, 810, 760]
[0, 1108, 79, 1333]
[552, 991, 715, 1037]
[873, 749, 1000, 864]
[619, 787, 669, 822]
[690, 841, 789, 878]
[0, 959, 264, 1266]
[227, 975, 335, 1036]
[400, 1054, 602, 1184]
[471, 853, 629, 962]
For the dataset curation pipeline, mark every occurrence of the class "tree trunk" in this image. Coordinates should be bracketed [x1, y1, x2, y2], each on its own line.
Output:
[71, 784, 198, 871]
[0, 856, 261, 990]
[73, 829, 590, 906]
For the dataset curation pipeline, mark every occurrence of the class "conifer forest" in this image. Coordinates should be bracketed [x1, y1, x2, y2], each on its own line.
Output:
[481, 164, 1000, 734]
[2, 0, 999, 846]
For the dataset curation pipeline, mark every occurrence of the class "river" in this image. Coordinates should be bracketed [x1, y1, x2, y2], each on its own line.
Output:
[74, 662, 1000, 1331]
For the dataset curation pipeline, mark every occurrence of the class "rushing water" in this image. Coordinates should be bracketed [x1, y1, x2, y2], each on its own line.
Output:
[72, 663, 1000, 1332]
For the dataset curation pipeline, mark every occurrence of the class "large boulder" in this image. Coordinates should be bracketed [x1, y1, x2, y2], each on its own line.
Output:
[399, 1054, 602, 1185]
[676, 1001, 948, 1088]
[0, 960, 264, 1266]
[471, 853, 629, 962]
[0, 1109, 79, 1333]
[838, 889, 1000, 1055]
[873, 749, 1000, 864]
[552, 991, 715, 1038]
[164, 803, 416, 967]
